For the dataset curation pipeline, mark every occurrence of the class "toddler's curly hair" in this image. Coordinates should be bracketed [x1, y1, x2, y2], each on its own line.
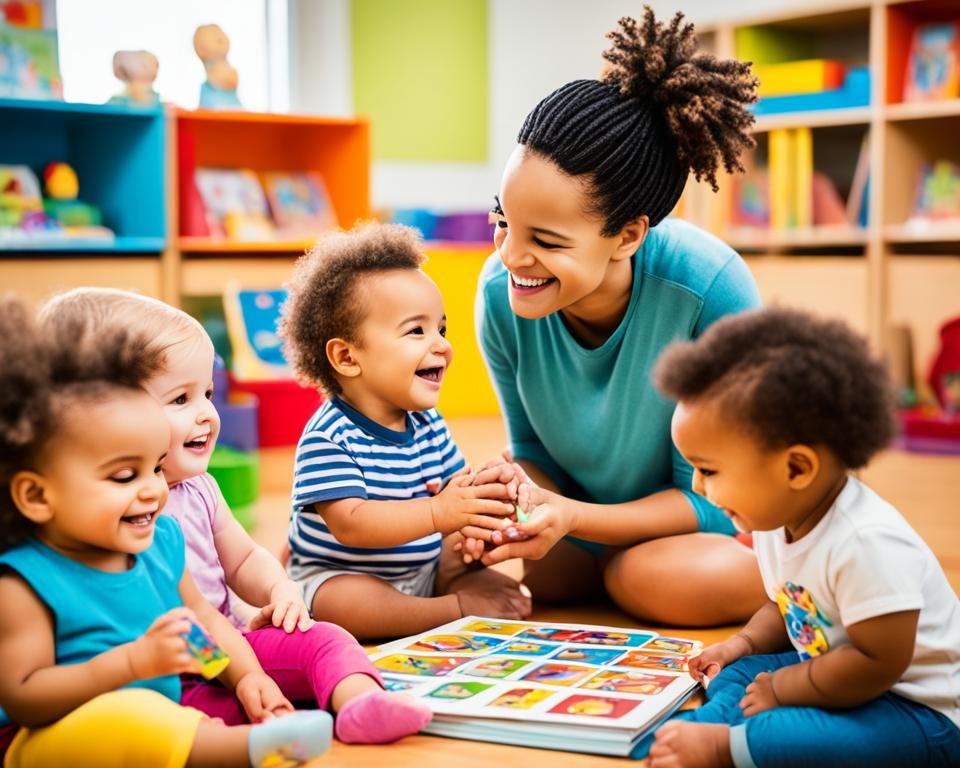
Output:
[0, 295, 163, 552]
[279, 222, 425, 397]
[654, 307, 897, 469]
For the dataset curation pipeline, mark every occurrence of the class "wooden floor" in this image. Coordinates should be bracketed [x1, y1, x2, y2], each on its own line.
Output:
[249, 416, 960, 767]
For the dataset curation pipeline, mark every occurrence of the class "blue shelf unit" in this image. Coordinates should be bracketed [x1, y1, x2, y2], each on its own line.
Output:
[0, 98, 167, 253]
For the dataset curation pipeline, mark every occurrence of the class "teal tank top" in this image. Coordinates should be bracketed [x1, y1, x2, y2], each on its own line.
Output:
[0, 515, 186, 725]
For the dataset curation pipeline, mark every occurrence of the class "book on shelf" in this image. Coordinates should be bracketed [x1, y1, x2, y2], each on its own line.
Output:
[903, 22, 960, 103]
[368, 615, 702, 757]
[193, 168, 274, 241]
[846, 134, 870, 228]
[261, 171, 337, 237]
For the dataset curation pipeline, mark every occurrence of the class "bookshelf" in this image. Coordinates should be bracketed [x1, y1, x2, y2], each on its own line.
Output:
[680, 0, 960, 391]
[0, 103, 371, 305]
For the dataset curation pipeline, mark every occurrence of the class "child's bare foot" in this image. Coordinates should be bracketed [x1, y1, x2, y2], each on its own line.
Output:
[649, 721, 733, 768]
[456, 585, 532, 619]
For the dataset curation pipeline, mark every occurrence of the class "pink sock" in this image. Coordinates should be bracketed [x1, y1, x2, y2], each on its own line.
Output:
[334, 690, 433, 744]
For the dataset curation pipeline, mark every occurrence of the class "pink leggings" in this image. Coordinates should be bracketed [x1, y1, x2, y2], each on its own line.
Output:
[181, 621, 381, 724]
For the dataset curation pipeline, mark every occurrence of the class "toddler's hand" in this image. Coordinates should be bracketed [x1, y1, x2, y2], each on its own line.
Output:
[429, 473, 516, 535]
[470, 458, 529, 500]
[740, 671, 780, 717]
[687, 637, 751, 684]
[249, 581, 314, 633]
[127, 607, 200, 680]
[235, 671, 295, 723]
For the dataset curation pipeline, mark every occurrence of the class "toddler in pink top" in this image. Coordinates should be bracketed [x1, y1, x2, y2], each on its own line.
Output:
[40, 288, 432, 745]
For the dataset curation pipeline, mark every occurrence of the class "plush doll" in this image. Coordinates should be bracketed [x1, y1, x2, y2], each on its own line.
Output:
[110, 50, 159, 105]
[194, 24, 242, 109]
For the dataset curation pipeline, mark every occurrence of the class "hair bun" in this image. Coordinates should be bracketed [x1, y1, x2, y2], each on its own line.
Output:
[602, 8, 759, 191]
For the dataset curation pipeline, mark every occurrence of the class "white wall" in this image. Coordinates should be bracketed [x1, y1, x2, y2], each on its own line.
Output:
[290, 0, 811, 211]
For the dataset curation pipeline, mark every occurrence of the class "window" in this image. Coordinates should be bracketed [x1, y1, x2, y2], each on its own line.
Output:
[55, 0, 279, 110]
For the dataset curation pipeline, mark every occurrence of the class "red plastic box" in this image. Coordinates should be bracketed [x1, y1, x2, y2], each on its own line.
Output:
[229, 375, 323, 447]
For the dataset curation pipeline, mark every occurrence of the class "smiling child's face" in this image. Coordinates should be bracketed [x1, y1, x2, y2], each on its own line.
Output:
[671, 397, 796, 534]
[341, 268, 453, 426]
[34, 390, 170, 569]
[143, 336, 220, 486]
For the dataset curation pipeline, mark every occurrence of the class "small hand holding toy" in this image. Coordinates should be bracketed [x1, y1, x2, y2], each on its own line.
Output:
[182, 619, 231, 679]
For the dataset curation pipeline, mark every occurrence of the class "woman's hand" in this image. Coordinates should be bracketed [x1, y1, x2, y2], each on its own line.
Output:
[479, 485, 577, 566]
[248, 579, 314, 634]
[126, 607, 201, 680]
[235, 671, 295, 722]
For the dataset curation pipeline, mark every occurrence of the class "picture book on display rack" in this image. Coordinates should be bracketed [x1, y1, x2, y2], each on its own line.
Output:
[368, 616, 702, 757]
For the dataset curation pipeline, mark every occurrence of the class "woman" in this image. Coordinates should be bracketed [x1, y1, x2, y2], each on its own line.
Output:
[475, 9, 765, 626]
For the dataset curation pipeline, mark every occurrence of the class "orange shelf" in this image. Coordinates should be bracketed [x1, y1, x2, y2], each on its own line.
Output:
[176, 110, 371, 235]
[176, 108, 365, 127]
[884, 221, 960, 243]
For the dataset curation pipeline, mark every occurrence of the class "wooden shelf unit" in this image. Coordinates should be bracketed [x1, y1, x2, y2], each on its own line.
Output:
[678, 0, 960, 384]
[0, 103, 371, 306]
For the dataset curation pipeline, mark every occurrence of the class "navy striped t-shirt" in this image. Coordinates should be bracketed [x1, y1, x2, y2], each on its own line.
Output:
[287, 397, 466, 578]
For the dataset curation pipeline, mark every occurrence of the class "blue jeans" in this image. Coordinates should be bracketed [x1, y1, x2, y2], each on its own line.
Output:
[687, 651, 960, 768]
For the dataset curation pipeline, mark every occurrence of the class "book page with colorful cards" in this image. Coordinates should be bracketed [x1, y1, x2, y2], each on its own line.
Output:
[369, 616, 702, 756]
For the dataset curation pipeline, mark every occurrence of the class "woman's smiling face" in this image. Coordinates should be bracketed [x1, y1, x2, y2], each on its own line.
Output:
[491, 146, 644, 325]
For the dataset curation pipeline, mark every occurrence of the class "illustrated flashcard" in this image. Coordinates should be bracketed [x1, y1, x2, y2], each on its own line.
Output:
[407, 633, 505, 654]
[373, 654, 469, 677]
[581, 670, 676, 696]
[517, 627, 655, 647]
[428, 682, 494, 700]
[548, 694, 641, 719]
[461, 657, 532, 679]
[516, 627, 581, 643]
[382, 676, 419, 692]
[569, 629, 656, 647]
[646, 637, 701, 655]
[460, 620, 529, 636]
[617, 651, 688, 672]
[488, 687, 555, 709]
[499, 640, 559, 657]
[521, 662, 594, 687]
[549, 646, 625, 665]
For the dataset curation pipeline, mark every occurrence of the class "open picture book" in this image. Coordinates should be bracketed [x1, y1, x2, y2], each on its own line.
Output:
[369, 616, 702, 757]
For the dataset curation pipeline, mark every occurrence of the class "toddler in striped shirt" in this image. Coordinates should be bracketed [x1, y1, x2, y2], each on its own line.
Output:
[280, 223, 532, 640]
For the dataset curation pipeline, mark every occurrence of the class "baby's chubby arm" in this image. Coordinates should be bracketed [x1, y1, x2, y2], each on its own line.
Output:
[315, 470, 516, 548]
[0, 572, 199, 727]
[211, 490, 312, 633]
[178, 568, 294, 721]
[742, 609, 920, 716]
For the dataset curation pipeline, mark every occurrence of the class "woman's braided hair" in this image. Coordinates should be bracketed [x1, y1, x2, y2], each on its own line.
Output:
[518, 7, 758, 234]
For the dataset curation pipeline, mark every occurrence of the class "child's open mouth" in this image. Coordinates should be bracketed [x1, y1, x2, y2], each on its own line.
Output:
[122, 512, 155, 527]
[416, 367, 444, 384]
[184, 434, 210, 451]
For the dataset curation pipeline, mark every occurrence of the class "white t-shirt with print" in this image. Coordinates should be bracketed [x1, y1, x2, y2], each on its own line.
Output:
[754, 476, 960, 728]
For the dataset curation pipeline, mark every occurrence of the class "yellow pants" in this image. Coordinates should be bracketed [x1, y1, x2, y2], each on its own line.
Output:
[5, 689, 204, 768]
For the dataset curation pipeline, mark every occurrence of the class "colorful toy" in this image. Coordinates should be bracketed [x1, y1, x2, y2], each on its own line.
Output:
[41, 162, 104, 229]
[0, 164, 43, 228]
[194, 24, 242, 110]
[182, 619, 230, 679]
[110, 50, 160, 105]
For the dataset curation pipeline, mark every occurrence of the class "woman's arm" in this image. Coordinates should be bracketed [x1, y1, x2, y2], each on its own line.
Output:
[482, 486, 699, 565]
